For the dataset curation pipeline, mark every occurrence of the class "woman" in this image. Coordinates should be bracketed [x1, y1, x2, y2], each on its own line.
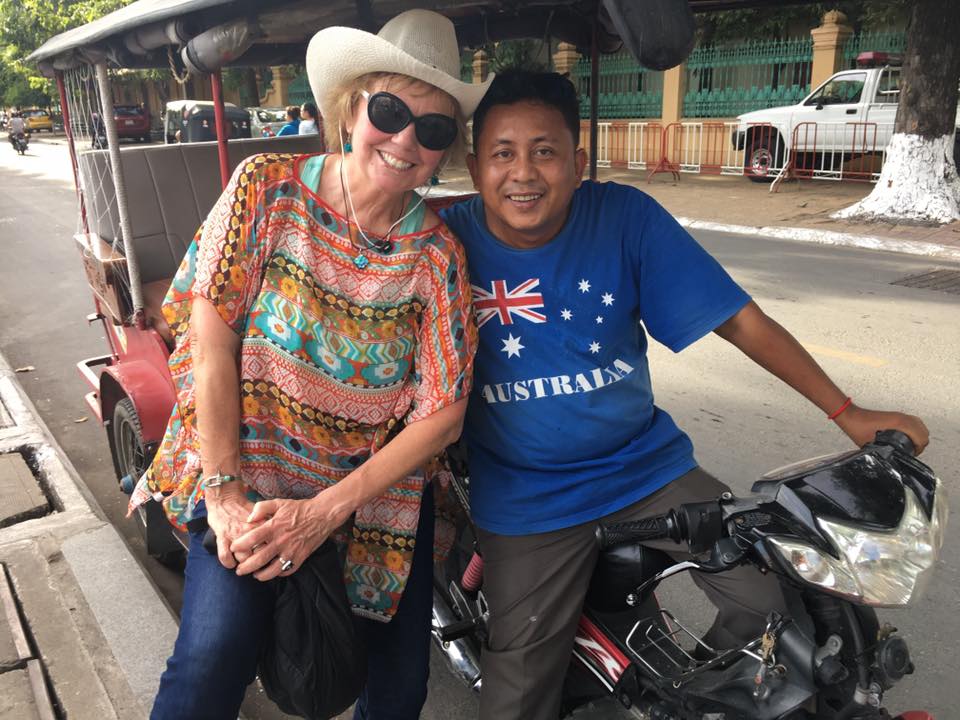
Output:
[130, 9, 492, 719]
[299, 100, 320, 135]
[276, 104, 300, 135]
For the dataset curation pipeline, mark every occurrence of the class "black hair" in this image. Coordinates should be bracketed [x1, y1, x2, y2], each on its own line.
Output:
[472, 70, 581, 151]
[301, 101, 318, 121]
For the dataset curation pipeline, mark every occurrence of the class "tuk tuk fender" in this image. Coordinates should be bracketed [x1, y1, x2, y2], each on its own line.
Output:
[99, 359, 175, 446]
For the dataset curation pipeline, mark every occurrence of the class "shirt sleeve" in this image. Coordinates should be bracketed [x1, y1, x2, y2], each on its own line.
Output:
[407, 228, 478, 423]
[190, 155, 271, 334]
[626, 189, 751, 353]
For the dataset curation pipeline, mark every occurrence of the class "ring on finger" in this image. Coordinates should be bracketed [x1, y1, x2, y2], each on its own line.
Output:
[278, 557, 294, 572]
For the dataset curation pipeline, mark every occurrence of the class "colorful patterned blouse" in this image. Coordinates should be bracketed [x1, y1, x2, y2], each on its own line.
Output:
[129, 153, 476, 619]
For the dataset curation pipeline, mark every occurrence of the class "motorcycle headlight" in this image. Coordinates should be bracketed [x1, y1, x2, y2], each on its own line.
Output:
[769, 485, 943, 607]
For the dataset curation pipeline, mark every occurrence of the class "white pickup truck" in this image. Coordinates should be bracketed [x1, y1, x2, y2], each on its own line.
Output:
[731, 58, 960, 181]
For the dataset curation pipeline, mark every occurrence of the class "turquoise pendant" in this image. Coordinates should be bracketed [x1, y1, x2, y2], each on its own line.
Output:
[354, 252, 369, 270]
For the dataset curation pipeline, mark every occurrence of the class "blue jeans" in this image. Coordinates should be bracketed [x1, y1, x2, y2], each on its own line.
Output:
[151, 488, 435, 720]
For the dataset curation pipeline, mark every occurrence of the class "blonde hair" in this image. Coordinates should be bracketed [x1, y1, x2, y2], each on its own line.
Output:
[321, 72, 467, 165]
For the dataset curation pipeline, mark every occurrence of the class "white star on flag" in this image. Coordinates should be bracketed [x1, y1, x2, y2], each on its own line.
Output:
[602, 292, 615, 306]
[578, 279, 591, 293]
[560, 308, 572, 320]
[595, 316, 603, 324]
[501, 333, 524, 358]
[589, 341, 601, 354]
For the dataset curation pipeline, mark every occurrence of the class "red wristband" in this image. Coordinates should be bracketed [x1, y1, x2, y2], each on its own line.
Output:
[827, 397, 852, 421]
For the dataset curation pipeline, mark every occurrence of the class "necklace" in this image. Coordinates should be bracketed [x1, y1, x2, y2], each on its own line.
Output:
[338, 156, 417, 270]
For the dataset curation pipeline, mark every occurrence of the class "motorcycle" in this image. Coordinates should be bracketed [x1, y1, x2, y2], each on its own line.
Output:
[432, 430, 946, 719]
[10, 131, 29, 155]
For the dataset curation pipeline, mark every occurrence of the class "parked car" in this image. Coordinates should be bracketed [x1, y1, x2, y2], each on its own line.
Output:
[248, 106, 288, 137]
[163, 100, 251, 143]
[23, 108, 53, 133]
[732, 51, 960, 180]
[114, 104, 152, 142]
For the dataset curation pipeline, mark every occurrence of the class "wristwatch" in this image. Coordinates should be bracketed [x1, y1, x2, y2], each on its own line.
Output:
[203, 470, 241, 489]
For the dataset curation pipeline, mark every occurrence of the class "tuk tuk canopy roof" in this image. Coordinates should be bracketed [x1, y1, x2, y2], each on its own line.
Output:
[28, 0, 824, 70]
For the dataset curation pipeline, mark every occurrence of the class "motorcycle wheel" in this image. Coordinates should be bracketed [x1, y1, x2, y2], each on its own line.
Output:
[109, 398, 184, 567]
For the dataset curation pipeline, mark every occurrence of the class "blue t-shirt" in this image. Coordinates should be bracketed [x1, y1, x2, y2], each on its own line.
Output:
[277, 120, 300, 136]
[440, 181, 750, 535]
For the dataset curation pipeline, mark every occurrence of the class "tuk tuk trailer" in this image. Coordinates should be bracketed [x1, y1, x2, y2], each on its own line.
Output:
[26, 0, 709, 560]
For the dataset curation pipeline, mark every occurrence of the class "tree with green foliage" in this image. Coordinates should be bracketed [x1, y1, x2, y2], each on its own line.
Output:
[0, 0, 131, 108]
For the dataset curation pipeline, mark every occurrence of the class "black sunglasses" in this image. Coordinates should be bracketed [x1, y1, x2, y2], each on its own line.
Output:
[361, 90, 458, 151]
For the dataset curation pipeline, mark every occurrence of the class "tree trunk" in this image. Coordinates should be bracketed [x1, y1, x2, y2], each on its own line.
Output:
[835, 0, 960, 224]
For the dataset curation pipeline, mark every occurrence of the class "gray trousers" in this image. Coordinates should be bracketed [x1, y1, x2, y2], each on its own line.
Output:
[477, 468, 790, 720]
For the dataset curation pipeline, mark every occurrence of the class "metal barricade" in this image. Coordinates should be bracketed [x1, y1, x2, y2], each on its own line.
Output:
[771, 121, 891, 191]
[648, 121, 749, 181]
[627, 122, 661, 170]
[596, 122, 611, 168]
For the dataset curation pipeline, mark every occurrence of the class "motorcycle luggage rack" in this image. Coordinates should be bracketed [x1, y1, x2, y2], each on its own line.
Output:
[625, 609, 762, 686]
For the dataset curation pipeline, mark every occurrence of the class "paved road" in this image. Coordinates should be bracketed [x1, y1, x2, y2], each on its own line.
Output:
[1, 139, 958, 718]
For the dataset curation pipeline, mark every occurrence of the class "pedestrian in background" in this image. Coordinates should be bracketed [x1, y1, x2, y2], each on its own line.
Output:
[299, 101, 320, 135]
[276, 104, 300, 136]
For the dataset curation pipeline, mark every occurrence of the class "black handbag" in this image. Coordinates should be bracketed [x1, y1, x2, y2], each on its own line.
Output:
[257, 541, 367, 719]
[201, 529, 367, 719]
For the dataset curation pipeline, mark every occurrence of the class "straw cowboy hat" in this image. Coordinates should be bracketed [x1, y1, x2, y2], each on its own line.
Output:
[306, 9, 494, 120]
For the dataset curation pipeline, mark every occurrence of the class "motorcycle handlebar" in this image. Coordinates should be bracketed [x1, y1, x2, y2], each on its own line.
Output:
[596, 510, 686, 550]
[874, 429, 915, 456]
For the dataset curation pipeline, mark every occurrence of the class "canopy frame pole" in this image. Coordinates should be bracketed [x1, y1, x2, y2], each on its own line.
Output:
[210, 70, 231, 189]
[589, 2, 600, 181]
[95, 61, 145, 325]
[55, 70, 88, 234]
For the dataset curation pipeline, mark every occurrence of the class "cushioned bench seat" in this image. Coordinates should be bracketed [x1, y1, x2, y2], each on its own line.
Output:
[76, 135, 322, 344]
[77, 134, 323, 285]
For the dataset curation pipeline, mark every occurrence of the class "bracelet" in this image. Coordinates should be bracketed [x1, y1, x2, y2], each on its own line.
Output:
[204, 470, 241, 488]
[827, 397, 853, 421]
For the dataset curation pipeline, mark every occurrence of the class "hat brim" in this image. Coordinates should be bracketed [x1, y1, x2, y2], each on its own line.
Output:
[306, 26, 493, 122]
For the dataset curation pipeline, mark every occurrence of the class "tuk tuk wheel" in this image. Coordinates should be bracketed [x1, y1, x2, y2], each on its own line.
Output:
[110, 398, 184, 567]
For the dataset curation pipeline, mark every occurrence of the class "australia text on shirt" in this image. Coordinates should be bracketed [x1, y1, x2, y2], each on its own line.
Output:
[472, 276, 632, 404]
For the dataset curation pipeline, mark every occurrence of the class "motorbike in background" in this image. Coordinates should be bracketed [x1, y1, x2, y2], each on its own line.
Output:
[10, 132, 29, 155]
[432, 431, 946, 719]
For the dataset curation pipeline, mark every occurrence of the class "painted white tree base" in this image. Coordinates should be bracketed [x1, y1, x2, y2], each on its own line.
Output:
[833, 133, 960, 225]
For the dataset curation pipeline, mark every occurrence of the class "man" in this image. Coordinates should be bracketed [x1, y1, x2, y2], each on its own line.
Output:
[7, 111, 25, 146]
[439, 70, 928, 720]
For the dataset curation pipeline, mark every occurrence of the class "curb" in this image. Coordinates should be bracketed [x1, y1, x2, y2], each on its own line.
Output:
[0, 351, 176, 715]
[674, 216, 960, 262]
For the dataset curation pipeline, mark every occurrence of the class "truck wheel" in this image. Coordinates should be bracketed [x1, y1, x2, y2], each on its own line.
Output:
[746, 136, 784, 183]
[111, 398, 184, 567]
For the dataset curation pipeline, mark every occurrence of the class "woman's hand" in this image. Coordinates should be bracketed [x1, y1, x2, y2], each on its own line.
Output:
[230, 489, 354, 581]
[834, 404, 930, 454]
[205, 483, 258, 569]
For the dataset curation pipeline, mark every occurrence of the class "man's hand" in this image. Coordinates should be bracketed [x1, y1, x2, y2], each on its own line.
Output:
[834, 404, 930, 454]
[205, 483, 258, 569]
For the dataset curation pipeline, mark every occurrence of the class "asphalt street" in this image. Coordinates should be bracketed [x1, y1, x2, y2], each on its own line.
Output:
[1, 138, 958, 718]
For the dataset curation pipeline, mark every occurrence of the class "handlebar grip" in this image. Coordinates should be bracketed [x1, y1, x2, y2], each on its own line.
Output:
[874, 429, 915, 456]
[596, 513, 680, 550]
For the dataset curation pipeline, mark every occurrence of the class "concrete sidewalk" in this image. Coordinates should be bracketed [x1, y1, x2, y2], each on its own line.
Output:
[0, 352, 177, 719]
